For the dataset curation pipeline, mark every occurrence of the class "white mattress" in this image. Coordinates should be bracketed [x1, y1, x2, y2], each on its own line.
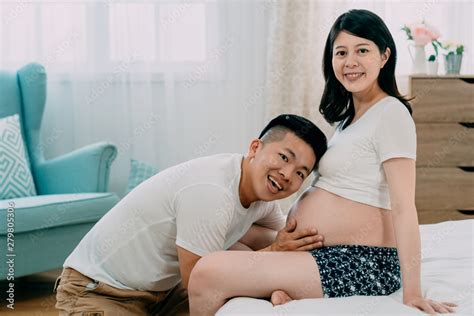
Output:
[217, 219, 474, 315]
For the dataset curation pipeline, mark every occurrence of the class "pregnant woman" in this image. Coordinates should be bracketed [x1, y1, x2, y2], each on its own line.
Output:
[188, 9, 456, 315]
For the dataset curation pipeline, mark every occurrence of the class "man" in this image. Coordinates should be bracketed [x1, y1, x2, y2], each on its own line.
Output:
[54, 114, 327, 315]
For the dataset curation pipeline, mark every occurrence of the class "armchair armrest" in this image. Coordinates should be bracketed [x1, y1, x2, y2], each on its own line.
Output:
[34, 142, 117, 194]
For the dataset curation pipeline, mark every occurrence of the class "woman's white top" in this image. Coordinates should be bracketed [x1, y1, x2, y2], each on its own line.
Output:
[313, 96, 416, 210]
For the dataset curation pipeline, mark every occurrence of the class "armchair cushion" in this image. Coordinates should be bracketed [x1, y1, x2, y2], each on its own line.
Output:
[0, 114, 37, 199]
[0, 192, 119, 235]
[34, 142, 117, 195]
[0, 192, 119, 279]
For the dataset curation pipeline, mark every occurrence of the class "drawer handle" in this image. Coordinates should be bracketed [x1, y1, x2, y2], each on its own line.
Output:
[457, 209, 474, 215]
[459, 122, 474, 128]
[457, 166, 474, 172]
[460, 78, 474, 84]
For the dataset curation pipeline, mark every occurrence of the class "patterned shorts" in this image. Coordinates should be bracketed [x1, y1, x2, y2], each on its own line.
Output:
[309, 245, 401, 298]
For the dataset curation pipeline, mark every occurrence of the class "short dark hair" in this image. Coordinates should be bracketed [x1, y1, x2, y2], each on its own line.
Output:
[259, 114, 327, 170]
[320, 9, 412, 129]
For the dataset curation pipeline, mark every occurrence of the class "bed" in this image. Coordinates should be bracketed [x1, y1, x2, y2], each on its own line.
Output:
[217, 219, 473, 315]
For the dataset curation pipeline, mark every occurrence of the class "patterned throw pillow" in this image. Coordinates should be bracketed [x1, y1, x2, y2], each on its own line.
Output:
[0, 114, 37, 199]
[126, 159, 158, 193]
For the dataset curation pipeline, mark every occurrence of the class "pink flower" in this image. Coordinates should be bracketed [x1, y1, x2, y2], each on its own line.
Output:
[408, 22, 441, 46]
[424, 22, 440, 40]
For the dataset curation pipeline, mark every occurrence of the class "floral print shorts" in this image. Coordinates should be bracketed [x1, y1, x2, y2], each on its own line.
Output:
[309, 245, 401, 298]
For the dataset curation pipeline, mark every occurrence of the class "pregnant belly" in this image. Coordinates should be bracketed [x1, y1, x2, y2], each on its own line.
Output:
[290, 187, 397, 247]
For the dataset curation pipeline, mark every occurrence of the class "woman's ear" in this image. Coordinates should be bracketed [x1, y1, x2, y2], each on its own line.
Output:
[381, 47, 391, 68]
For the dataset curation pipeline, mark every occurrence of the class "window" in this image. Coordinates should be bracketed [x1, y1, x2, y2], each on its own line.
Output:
[40, 3, 87, 64]
[0, 1, 216, 73]
[158, 3, 207, 62]
[0, 2, 37, 66]
[109, 2, 156, 62]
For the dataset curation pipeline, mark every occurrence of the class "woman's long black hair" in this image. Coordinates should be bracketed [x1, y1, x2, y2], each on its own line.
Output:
[319, 9, 412, 129]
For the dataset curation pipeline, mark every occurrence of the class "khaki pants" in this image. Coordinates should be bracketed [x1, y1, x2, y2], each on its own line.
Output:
[54, 268, 189, 316]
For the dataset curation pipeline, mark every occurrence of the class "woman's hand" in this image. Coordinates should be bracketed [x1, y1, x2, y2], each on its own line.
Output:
[404, 296, 457, 314]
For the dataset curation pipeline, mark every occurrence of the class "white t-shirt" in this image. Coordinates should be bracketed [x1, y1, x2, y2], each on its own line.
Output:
[313, 96, 416, 210]
[64, 153, 285, 291]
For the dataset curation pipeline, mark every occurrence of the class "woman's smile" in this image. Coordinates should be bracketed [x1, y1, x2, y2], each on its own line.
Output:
[344, 72, 365, 82]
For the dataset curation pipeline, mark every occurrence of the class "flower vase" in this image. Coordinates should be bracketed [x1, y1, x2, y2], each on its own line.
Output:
[427, 61, 439, 75]
[444, 54, 463, 74]
[408, 45, 427, 74]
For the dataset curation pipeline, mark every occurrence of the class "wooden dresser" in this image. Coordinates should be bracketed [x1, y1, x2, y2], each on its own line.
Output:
[409, 75, 474, 224]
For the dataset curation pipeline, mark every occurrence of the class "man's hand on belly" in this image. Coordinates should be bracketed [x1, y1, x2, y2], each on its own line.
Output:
[259, 217, 324, 252]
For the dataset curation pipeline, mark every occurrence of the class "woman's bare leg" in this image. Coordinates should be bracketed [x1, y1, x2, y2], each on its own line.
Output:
[188, 250, 323, 315]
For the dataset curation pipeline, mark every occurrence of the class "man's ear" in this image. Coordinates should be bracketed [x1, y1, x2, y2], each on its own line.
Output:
[247, 139, 262, 159]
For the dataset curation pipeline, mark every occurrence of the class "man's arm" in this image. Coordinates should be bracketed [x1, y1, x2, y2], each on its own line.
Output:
[236, 224, 278, 251]
[258, 217, 323, 251]
[234, 202, 282, 251]
[177, 246, 201, 289]
[228, 241, 254, 251]
[232, 218, 324, 252]
[254, 204, 286, 231]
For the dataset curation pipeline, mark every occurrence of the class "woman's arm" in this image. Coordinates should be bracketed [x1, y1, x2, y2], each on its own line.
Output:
[384, 158, 456, 314]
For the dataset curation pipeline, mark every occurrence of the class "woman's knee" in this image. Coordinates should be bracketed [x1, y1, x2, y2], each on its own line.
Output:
[188, 251, 227, 296]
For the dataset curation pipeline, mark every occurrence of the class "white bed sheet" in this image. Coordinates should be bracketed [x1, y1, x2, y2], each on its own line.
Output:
[217, 219, 474, 315]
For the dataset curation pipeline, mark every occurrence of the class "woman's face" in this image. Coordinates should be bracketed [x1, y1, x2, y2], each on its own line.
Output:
[331, 31, 390, 95]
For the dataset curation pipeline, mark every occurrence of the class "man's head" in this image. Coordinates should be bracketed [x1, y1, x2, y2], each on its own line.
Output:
[240, 114, 327, 206]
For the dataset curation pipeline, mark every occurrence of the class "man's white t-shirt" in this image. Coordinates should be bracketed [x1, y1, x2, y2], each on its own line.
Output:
[64, 153, 285, 292]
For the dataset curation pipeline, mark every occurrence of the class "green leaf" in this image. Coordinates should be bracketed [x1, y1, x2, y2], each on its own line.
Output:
[401, 25, 413, 40]
[432, 42, 439, 57]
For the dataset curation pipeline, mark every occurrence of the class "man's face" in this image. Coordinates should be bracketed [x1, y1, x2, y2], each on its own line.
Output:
[247, 132, 316, 202]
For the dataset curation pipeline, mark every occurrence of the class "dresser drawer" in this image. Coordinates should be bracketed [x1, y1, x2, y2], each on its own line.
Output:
[415, 167, 474, 211]
[416, 123, 474, 166]
[417, 209, 474, 224]
[411, 78, 474, 122]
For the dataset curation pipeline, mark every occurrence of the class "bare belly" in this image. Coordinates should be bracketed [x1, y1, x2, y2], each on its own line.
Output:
[290, 187, 397, 247]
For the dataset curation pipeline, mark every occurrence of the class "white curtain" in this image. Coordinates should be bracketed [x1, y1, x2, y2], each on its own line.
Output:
[1, 0, 471, 201]
[0, 0, 272, 196]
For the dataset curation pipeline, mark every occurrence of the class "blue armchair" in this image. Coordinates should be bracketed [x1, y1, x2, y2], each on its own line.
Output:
[0, 63, 119, 279]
